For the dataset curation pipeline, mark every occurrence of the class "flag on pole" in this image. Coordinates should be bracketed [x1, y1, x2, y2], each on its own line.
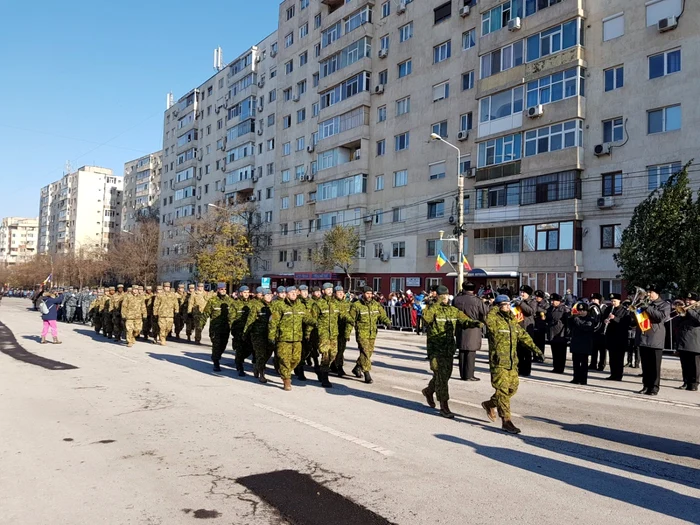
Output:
[435, 251, 448, 271]
[42, 274, 52, 285]
[462, 255, 472, 271]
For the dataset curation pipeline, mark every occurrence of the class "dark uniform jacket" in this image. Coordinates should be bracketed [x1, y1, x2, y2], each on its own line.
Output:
[569, 315, 596, 354]
[604, 305, 630, 350]
[518, 297, 538, 334]
[635, 298, 671, 349]
[453, 292, 488, 351]
[546, 304, 570, 342]
[676, 308, 700, 354]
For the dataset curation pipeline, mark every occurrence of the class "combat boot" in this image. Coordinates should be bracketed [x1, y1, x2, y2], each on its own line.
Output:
[213, 360, 221, 372]
[337, 367, 347, 378]
[53, 337, 62, 345]
[320, 372, 333, 388]
[439, 401, 454, 419]
[258, 369, 268, 384]
[502, 419, 521, 434]
[283, 378, 292, 391]
[481, 400, 497, 422]
[363, 371, 373, 384]
[422, 386, 436, 408]
[40, 337, 47, 345]
[127, 342, 133, 348]
[352, 365, 363, 378]
[237, 363, 247, 377]
[295, 365, 307, 381]
[187, 335, 191, 342]
[253, 368, 259, 379]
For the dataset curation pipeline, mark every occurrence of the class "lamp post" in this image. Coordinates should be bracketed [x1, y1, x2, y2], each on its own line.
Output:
[207, 203, 225, 211]
[430, 133, 464, 291]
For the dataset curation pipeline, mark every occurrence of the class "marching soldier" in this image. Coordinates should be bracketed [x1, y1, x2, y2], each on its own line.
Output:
[186, 283, 209, 344]
[152, 282, 178, 346]
[332, 285, 352, 377]
[121, 286, 147, 347]
[232, 286, 253, 376]
[111, 284, 126, 342]
[91, 289, 105, 334]
[152, 285, 163, 341]
[203, 283, 235, 371]
[182, 284, 196, 341]
[309, 283, 352, 388]
[142, 286, 154, 341]
[348, 286, 391, 384]
[174, 283, 187, 339]
[244, 288, 275, 383]
[64, 288, 78, 323]
[636, 285, 671, 395]
[102, 286, 116, 339]
[297, 285, 314, 380]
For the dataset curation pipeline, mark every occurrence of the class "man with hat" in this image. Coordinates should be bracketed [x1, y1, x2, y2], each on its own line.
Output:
[635, 284, 671, 395]
[244, 288, 275, 383]
[676, 292, 700, 391]
[347, 286, 391, 384]
[588, 293, 606, 371]
[64, 287, 79, 323]
[142, 286, 154, 341]
[453, 282, 489, 381]
[513, 285, 537, 376]
[202, 283, 236, 371]
[332, 285, 353, 377]
[568, 301, 596, 385]
[545, 293, 570, 374]
[121, 286, 147, 348]
[604, 293, 631, 381]
[482, 295, 542, 434]
[309, 283, 352, 388]
[532, 290, 549, 363]
[232, 285, 254, 376]
[91, 288, 106, 334]
[152, 282, 179, 346]
[111, 284, 126, 342]
[296, 285, 314, 380]
[173, 283, 187, 339]
[102, 286, 116, 339]
[186, 283, 209, 344]
[421, 285, 482, 418]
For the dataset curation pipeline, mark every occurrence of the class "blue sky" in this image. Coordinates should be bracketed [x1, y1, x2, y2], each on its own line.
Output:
[0, 0, 280, 219]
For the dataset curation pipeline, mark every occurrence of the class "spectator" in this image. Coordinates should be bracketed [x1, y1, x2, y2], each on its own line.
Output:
[39, 290, 64, 344]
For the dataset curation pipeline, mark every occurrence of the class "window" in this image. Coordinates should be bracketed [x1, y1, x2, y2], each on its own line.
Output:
[390, 277, 405, 292]
[285, 60, 294, 74]
[345, 6, 371, 34]
[283, 115, 292, 128]
[525, 0, 563, 16]
[300, 51, 308, 66]
[374, 243, 383, 258]
[285, 33, 294, 48]
[316, 175, 367, 201]
[378, 105, 387, 122]
[603, 13, 624, 41]
[283, 88, 292, 101]
[526, 67, 585, 107]
[295, 165, 305, 180]
[602, 172, 622, 196]
[520, 171, 580, 205]
[267, 114, 275, 126]
[265, 211, 273, 222]
[378, 69, 388, 85]
[482, 1, 519, 36]
[604, 66, 624, 91]
[523, 221, 580, 251]
[427, 201, 445, 219]
[526, 19, 580, 62]
[392, 207, 405, 222]
[283, 142, 291, 155]
[394, 169, 408, 187]
[295, 194, 304, 207]
[392, 242, 406, 258]
[376, 139, 386, 156]
[460, 155, 472, 175]
[380, 34, 390, 51]
[462, 29, 476, 50]
[476, 183, 520, 209]
[432, 81, 449, 102]
[462, 71, 474, 91]
[375, 175, 384, 191]
[603, 118, 623, 143]
[426, 239, 438, 257]
[296, 136, 305, 151]
[524, 120, 583, 157]
[480, 40, 523, 79]
[312, 102, 320, 116]
[297, 108, 306, 123]
[478, 133, 523, 167]
[474, 226, 520, 254]
[399, 22, 413, 42]
[649, 49, 681, 79]
[300, 0, 308, 9]
[648, 162, 681, 191]
[600, 225, 623, 249]
[279, 250, 288, 262]
[267, 138, 275, 150]
[314, 13, 321, 28]
[398, 60, 412, 78]
[396, 97, 410, 116]
[281, 197, 289, 209]
[648, 105, 681, 134]
[434, 41, 451, 64]
[460, 113, 473, 132]
[480, 86, 524, 124]
[282, 169, 290, 183]
[269, 90, 277, 103]
[427, 162, 446, 181]
[395, 132, 410, 151]
[286, 5, 295, 20]
[431, 121, 448, 139]
[381, 1, 390, 18]
[434, 2, 452, 24]
[266, 187, 273, 199]
[646, 0, 682, 26]
[299, 23, 308, 39]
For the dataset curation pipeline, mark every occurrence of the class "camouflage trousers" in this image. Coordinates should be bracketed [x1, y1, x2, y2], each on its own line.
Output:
[318, 338, 338, 373]
[355, 336, 376, 372]
[234, 334, 253, 366]
[158, 317, 174, 345]
[81, 306, 90, 324]
[334, 336, 348, 369]
[428, 352, 454, 402]
[489, 367, 519, 419]
[252, 335, 274, 375]
[210, 331, 229, 362]
[277, 341, 302, 380]
[102, 313, 113, 337]
[191, 313, 204, 343]
[185, 314, 194, 338]
[65, 306, 76, 322]
[301, 336, 318, 364]
[125, 319, 143, 345]
[174, 313, 184, 337]
[94, 313, 103, 334]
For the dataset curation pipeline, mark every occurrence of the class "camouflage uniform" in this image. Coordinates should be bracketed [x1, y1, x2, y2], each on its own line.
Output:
[268, 297, 315, 381]
[244, 295, 274, 379]
[121, 292, 147, 346]
[348, 297, 391, 373]
[310, 294, 350, 375]
[91, 292, 105, 334]
[333, 294, 353, 372]
[111, 288, 126, 341]
[80, 289, 95, 324]
[64, 289, 78, 323]
[187, 287, 209, 343]
[300, 294, 320, 370]
[232, 295, 253, 372]
[142, 288, 155, 340]
[102, 289, 116, 338]
[202, 292, 235, 368]
[152, 285, 179, 345]
[174, 286, 187, 338]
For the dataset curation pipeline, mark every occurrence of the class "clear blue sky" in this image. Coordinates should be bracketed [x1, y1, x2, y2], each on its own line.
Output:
[0, 0, 280, 219]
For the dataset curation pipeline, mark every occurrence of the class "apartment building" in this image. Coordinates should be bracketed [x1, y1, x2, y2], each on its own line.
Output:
[0, 217, 38, 265]
[121, 151, 163, 233]
[159, 34, 278, 284]
[268, 0, 697, 297]
[38, 166, 123, 255]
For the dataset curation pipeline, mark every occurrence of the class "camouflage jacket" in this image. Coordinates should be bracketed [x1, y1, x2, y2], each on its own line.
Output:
[121, 294, 147, 320]
[243, 299, 272, 338]
[187, 291, 209, 315]
[203, 294, 235, 333]
[91, 295, 106, 314]
[422, 303, 481, 353]
[268, 298, 315, 343]
[348, 298, 391, 340]
[334, 297, 353, 339]
[103, 295, 116, 314]
[144, 293, 155, 315]
[310, 295, 351, 341]
[152, 292, 178, 318]
[485, 307, 541, 371]
[111, 292, 126, 316]
[230, 298, 252, 336]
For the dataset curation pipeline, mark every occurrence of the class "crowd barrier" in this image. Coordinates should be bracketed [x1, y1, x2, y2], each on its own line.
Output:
[381, 305, 419, 332]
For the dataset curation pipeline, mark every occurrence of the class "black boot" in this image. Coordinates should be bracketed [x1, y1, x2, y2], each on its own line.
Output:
[295, 365, 307, 381]
[320, 372, 332, 388]
[213, 360, 221, 372]
[237, 363, 246, 377]
[352, 365, 363, 378]
[337, 367, 347, 378]
[363, 371, 373, 384]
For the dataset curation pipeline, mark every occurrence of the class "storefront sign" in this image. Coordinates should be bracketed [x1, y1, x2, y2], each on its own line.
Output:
[406, 277, 421, 287]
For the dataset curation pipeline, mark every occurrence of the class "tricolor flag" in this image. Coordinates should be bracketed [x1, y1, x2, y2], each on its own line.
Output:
[635, 308, 651, 332]
[42, 273, 52, 285]
[435, 250, 448, 271]
[462, 255, 472, 271]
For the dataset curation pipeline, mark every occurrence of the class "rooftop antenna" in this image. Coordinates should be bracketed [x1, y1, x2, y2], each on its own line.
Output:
[214, 46, 224, 71]
[166, 92, 174, 110]
[64, 160, 72, 175]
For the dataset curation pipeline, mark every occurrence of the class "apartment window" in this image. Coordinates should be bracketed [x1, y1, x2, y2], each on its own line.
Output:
[434, 2, 451, 24]
[285, 33, 293, 48]
[267, 163, 274, 175]
[299, 23, 308, 39]
[283, 88, 292, 101]
[301, 0, 309, 9]
[462, 29, 476, 50]
[523, 221, 579, 252]
[269, 90, 277, 103]
[434, 41, 451, 64]
[281, 197, 289, 209]
[267, 114, 275, 126]
[382, 0, 390, 17]
[378, 70, 388, 85]
[462, 71, 474, 91]
[426, 239, 437, 257]
[474, 226, 521, 255]
[524, 120, 583, 157]
[395, 132, 410, 151]
[460, 156, 472, 175]
[295, 165, 305, 180]
[300, 51, 308, 66]
[431, 121, 448, 138]
[297, 108, 306, 123]
[394, 169, 408, 187]
[526, 67, 584, 107]
[312, 102, 320, 117]
[603, 13, 624, 41]
[285, 60, 294, 74]
[283, 142, 291, 155]
[378, 105, 387, 122]
[398, 60, 412, 78]
[266, 187, 273, 199]
[267, 138, 275, 150]
[392, 207, 405, 222]
[647, 162, 681, 191]
[296, 136, 305, 151]
[392, 242, 406, 258]
[315, 43, 321, 57]
[481, 40, 523, 79]
[526, 19, 580, 62]
[428, 161, 446, 181]
[282, 169, 290, 182]
[283, 115, 292, 128]
[649, 49, 681, 79]
[265, 211, 273, 222]
[314, 13, 321, 28]
[377, 139, 386, 156]
[525, 0, 563, 16]
[460, 113, 473, 132]
[433, 82, 449, 102]
[375, 175, 384, 191]
[270, 67, 277, 79]
[373, 243, 383, 258]
[600, 225, 623, 249]
[399, 22, 413, 42]
[298, 80, 307, 95]
[482, 0, 518, 36]
[396, 97, 410, 116]
[427, 201, 445, 219]
[603, 118, 623, 143]
[602, 172, 622, 196]
[279, 250, 288, 262]
[312, 73, 319, 88]
[604, 66, 624, 91]
[295, 194, 304, 207]
[476, 183, 520, 209]
[286, 5, 295, 19]
[648, 105, 681, 134]
[646, 0, 682, 26]
[478, 133, 522, 167]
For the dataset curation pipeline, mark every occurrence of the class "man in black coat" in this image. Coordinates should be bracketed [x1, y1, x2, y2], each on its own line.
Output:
[453, 282, 488, 381]
[546, 294, 569, 373]
[635, 285, 671, 395]
[569, 303, 595, 385]
[604, 293, 630, 381]
[588, 293, 606, 370]
[514, 285, 537, 376]
[676, 292, 700, 391]
[533, 290, 549, 362]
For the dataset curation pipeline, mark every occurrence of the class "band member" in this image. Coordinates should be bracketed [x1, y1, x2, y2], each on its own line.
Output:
[569, 302, 596, 385]
[546, 294, 570, 374]
[453, 282, 488, 381]
[676, 292, 700, 391]
[604, 293, 630, 381]
[588, 293, 606, 370]
[533, 290, 549, 363]
[514, 285, 537, 377]
[636, 285, 671, 395]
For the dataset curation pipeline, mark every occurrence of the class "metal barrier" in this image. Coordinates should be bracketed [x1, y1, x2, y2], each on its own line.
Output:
[382, 305, 418, 332]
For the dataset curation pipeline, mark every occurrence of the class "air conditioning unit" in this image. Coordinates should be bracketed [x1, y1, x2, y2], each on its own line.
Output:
[248, 195, 257, 202]
[196, 195, 201, 200]
[270, 50, 277, 58]
[221, 165, 226, 172]
[257, 129, 263, 136]
[257, 80, 265, 88]
[292, 94, 300, 102]
[300, 175, 307, 182]
[448, 216, 456, 225]
[594, 143, 611, 157]
[527, 105, 544, 118]
[457, 130, 469, 141]
[508, 17, 522, 31]
[215, 107, 220, 114]
[374, 84, 385, 94]
[220, 186, 226, 192]
[172, 109, 179, 116]
[657, 16, 678, 32]
[224, 93, 231, 102]
[449, 255, 458, 263]
[255, 55, 262, 63]
[353, 150, 361, 161]
[286, 261, 294, 268]
[381, 253, 390, 262]
[363, 215, 373, 223]
[597, 196, 615, 209]
[466, 168, 476, 178]
[459, 5, 470, 17]
[196, 173, 202, 180]
[306, 144, 315, 153]
[307, 173, 314, 182]
[397, 1, 406, 14]
[257, 105, 264, 112]
[378, 48, 388, 59]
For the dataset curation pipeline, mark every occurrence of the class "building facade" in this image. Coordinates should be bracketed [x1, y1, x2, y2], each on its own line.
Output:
[0, 217, 39, 265]
[38, 166, 123, 255]
[121, 151, 163, 233]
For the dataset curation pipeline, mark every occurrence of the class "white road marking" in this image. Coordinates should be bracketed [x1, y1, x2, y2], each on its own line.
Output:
[391, 386, 522, 418]
[254, 403, 395, 457]
[102, 349, 138, 363]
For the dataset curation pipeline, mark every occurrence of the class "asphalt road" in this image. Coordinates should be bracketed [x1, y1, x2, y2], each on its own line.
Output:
[1, 297, 698, 525]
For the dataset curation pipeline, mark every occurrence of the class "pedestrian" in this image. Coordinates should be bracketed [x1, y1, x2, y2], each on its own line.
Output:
[243, 288, 275, 383]
[546, 293, 570, 374]
[636, 285, 671, 396]
[202, 283, 235, 371]
[453, 282, 488, 381]
[481, 295, 542, 434]
[514, 285, 537, 376]
[348, 286, 391, 384]
[674, 292, 700, 391]
[604, 293, 631, 381]
[421, 285, 481, 418]
[569, 302, 596, 385]
[563, 288, 575, 308]
[39, 290, 64, 344]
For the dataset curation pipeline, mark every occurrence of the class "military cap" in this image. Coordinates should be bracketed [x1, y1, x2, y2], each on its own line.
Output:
[262, 288, 273, 295]
[298, 285, 308, 291]
[177, 283, 185, 288]
[145, 286, 152, 291]
[437, 285, 450, 295]
[462, 282, 476, 292]
[495, 294, 510, 305]
[574, 301, 589, 312]
[322, 282, 334, 290]
[646, 284, 662, 293]
[334, 285, 344, 292]
[609, 293, 622, 300]
[217, 282, 227, 290]
[109, 286, 115, 291]
[197, 283, 204, 287]
[687, 292, 699, 301]
[126, 287, 133, 292]
[163, 282, 171, 287]
[550, 293, 562, 302]
[117, 284, 124, 289]
[534, 290, 546, 299]
[277, 286, 286, 293]
[519, 285, 533, 295]
[590, 293, 603, 301]
[311, 286, 321, 292]
[256, 286, 263, 294]
[188, 284, 195, 289]
[286, 285, 298, 292]
[239, 285, 249, 292]
[362, 285, 373, 293]
[156, 285, 163, 290]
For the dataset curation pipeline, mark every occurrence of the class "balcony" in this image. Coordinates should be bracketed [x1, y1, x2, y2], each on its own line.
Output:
[313, 189, 369, 215]
[475, 160, 521, 183]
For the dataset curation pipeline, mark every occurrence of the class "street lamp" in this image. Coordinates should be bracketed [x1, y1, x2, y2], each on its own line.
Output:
[208, 203, 225, 211]
[430, 133, 465, 291]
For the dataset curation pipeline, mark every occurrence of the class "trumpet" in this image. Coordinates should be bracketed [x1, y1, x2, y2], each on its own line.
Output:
[672, 301, 700, 317]
[627, 286, 650, 311]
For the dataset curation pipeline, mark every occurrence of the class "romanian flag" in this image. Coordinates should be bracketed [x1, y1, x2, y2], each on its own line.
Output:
[462, 255, 472, 271]
[435, 250, 447, 271]
[42, 274, 52, 285]
[635, 308, 651, 332]
[511, 304, 524, 323]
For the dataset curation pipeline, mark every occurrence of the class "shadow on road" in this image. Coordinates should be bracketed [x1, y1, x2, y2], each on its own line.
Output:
[434, 434, 700, 522]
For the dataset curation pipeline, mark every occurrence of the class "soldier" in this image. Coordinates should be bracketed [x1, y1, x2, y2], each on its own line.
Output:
[152, 285, 163, 341]
[268, 286, 315, 391]
[309, 283, 352, 388]
[275, 286, 287, 303]
[296, 285, 313, 380]
[64, 288, 78, 323]
[180, 283, 194, 340]
[244, 288, 275, 383]
[81, 288, 95, 325]
[152, 282, 178, 346]
[142, 286, 154, 341]
[589, 293, 606, 371]
[533, 290, 549, 362]
[202, 283, 235, 371]
[604, 293, 631, 381]
[102, 286, 116, 339]
[121, 286, 147, 347]
[481, 295, 542, 434]
[186, 283, 209, 344]
[676, 292, 700, 391]
[254, 286, 264, 301]
[229, 285, 252, 376]
[91, 289, 105, 334]
[421, 285, 482, 418]
[111, 284, 126, 342]
[331, 285, 352, 377]
[174, 283, 187, 339]
[348, 286, 391, 384]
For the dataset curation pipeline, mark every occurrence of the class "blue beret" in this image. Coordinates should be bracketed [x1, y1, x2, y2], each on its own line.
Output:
[262, 288, 272, 295]
[298, 285, 308, 290]
[334, 286, 344, 292]
[286, 286, 298, 292]
[277, 286, 286, 293]
[323, 283, 333, 290]
[495, 294, 510, 304]
[217, 283, 226, 290]
[239, 285, 249, 292]
[256, 286, 263, 294]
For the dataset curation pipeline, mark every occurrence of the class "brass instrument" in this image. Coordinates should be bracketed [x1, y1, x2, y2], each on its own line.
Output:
[671, 300, 700, 318]
[627, 286, 650, 311]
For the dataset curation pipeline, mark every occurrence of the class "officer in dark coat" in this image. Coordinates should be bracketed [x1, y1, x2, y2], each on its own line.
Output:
[546, 294, 569, 373]
[588, 293, 606, 370]
[675, 292, 700, 391]
[604, 293, 630, 381]
[514, 285, 537, 376]
[636, 285, 671, 395]
[569, 303, 595, 385]
[453, 282, 488, 381]
[533, 290, 549, 362]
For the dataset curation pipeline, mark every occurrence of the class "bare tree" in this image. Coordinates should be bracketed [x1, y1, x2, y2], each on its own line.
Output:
[109, 217, 160, 286]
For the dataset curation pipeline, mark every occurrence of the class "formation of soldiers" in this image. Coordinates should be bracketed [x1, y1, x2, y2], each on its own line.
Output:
[42, 287, 97, 323]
